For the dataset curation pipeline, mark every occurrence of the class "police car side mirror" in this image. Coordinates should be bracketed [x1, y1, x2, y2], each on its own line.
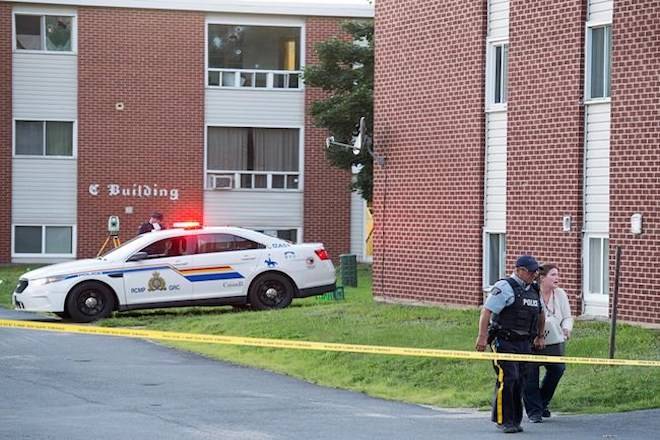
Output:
[127, 252, 149, 262]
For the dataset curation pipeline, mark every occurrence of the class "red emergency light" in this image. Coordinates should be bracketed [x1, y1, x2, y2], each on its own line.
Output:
[172, 221, 202, 230]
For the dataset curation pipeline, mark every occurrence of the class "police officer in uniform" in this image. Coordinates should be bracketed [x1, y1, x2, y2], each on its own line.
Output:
[475, 255, 545, 434]
[138, 212, 166, 235]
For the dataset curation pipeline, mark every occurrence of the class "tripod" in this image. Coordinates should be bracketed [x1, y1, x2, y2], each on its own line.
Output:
[97, 234, 121, 257]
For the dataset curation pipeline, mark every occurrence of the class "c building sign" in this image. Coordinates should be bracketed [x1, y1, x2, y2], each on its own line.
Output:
[88, 183, 180, 201]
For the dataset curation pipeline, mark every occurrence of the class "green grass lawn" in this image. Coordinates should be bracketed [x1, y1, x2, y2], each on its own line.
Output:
[1, 264, 658, 413]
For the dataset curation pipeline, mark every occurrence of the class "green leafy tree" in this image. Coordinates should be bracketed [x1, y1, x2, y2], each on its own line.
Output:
[303, 20, 374, 202]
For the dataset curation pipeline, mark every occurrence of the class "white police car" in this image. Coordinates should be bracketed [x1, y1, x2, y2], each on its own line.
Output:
[12, 225, 336, 322]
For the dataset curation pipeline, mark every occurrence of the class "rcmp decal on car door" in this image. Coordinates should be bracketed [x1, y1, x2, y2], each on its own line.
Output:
[124, 265, 244, 304]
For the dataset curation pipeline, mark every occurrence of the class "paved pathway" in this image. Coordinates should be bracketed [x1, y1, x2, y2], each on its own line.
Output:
[1, 308, 657, 439]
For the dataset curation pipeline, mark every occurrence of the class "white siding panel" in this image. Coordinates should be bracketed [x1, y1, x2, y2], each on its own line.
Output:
[488, 0, 509, 38]
[350, 191, 365, 260]
[588, 0, 613, 22]
[205, 89, 304, 126]
[484, 111, 507, 232]
[12, 159, 77, 224]
[13, 53, 77, 119]
[204, 190, 302, 228]
[584, 103, 610, 233]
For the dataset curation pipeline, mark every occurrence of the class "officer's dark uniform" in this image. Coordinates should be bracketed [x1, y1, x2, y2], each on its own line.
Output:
[487, 275, 542, 431]
[137, 213, 166, 235]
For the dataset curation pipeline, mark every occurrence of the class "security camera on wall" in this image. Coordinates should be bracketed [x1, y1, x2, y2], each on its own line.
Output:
[325, 116, 366, 156]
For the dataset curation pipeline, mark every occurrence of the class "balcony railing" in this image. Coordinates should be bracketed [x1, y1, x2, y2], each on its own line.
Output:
[208, 69, 302, 90]
[207, 171, 300, 190]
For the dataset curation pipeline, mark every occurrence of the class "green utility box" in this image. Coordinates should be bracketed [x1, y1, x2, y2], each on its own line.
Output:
[318, 286, 345, 302]
[340, 254, 358, 288]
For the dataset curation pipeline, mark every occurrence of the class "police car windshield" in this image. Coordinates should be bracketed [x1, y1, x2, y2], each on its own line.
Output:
[98, 235, 143, 259]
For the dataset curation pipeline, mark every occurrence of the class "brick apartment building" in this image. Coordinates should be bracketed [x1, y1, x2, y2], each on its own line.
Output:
[373, 0, 660, 324]
[0, 0, 375, 265]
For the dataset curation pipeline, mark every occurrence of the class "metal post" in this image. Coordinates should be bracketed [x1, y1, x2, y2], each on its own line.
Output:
[608, 245, 622, 359]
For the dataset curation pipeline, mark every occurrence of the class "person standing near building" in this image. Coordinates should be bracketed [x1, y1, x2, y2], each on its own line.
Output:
[138, 212, 166, 235]
[524, 263, 573, 422]
[475, 255, 545, 434]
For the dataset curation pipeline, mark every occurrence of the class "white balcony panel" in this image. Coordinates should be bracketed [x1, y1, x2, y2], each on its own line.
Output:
[588, 0, 613, 22]
[484, 110, 507, 232]
[488, 0, 509, 38]
[12, 158, 77, 224]
[13, 53, 77, 119]
[584, 102, 611, 233]
[206, 89, 304, 127]
[204, 190, 302, 229]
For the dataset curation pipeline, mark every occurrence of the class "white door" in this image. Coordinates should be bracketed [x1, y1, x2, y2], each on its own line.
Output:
[192, 233, 264, 299]
[123, 235, 196, 306]
[582, 234, 610, 317]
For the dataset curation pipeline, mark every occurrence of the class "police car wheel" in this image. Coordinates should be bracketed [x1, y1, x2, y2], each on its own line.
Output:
[66, 282, 116, 323]
[248, 273, 294, 310]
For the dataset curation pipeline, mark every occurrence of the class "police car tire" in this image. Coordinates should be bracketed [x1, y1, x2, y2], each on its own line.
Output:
[66, 282, 116, 323]
[248, 273, 294, 311]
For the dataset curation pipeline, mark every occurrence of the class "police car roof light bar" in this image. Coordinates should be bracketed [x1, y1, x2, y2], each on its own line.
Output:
[172, 221, 202, 230]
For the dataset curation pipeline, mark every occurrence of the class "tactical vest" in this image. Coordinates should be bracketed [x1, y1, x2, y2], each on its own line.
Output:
[493, 278, 541, 337]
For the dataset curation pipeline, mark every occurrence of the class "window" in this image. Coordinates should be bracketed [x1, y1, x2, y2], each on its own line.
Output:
[587, 25, 611, 100]
[15, 14, 73, 52]
[197, 234, 264, 254]
[207, 127, 300, 190]
[256, 228, 298, 243]
[485, 233, 506, 287]
[15, 121, 74, 157]
[14, 225, 73, 255]
[139, 236, 195, 259]
[587, 237, 609, 295]
[207, 24, 301, 89]
[488, 42, 508, 105]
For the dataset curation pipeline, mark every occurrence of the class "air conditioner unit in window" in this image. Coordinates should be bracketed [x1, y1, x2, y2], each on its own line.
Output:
[211, 175, 233, 190]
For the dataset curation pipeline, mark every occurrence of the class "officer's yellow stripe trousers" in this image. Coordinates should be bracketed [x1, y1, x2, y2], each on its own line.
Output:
[493, 345, 505, 425]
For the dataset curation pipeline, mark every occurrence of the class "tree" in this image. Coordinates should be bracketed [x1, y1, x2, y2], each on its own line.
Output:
[303, 20, 374, 202]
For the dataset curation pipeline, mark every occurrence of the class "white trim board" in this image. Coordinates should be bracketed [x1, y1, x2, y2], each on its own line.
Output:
[6, 0, 374, 18]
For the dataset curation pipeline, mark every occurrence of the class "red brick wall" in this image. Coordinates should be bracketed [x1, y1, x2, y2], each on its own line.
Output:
[506, 1, 586, 313]
[609, 1, 660, 324]
[372, 0, 487, 305]
[77, 8, 205, 257]
[0, 4, 11, 263]
[304, 17, 351, 260]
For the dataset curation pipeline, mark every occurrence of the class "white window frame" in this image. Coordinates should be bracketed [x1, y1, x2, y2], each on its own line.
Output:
[582, 233, 609, 315]
[12, 8, 77, 55]
[205, 15, 305, 91]
[482, 231, 506, 290]
[204, 123, 304, 192]
[584, 20, 612, 104]
[485, 37, 508, 111]
[11, 224, 77, 258]
[12, 118, 77, 159]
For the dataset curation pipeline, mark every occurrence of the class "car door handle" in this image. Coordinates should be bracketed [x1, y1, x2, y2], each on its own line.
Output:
[173, 260, 189, 266]
[241, 255, 256, 261]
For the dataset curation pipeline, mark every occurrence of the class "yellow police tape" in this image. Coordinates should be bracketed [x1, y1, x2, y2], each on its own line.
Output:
[0, 318, 658, 367]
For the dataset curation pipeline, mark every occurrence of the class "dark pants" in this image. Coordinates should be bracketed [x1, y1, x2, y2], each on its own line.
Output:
[523, 343, 566, 418]
[491, 338, 531, 428]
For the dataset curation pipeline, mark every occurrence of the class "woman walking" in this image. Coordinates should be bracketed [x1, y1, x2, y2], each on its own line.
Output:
[524, 263, 574, 422]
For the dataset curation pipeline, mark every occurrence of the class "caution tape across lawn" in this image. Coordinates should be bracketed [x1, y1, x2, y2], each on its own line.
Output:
[1, 318, 658, 367]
